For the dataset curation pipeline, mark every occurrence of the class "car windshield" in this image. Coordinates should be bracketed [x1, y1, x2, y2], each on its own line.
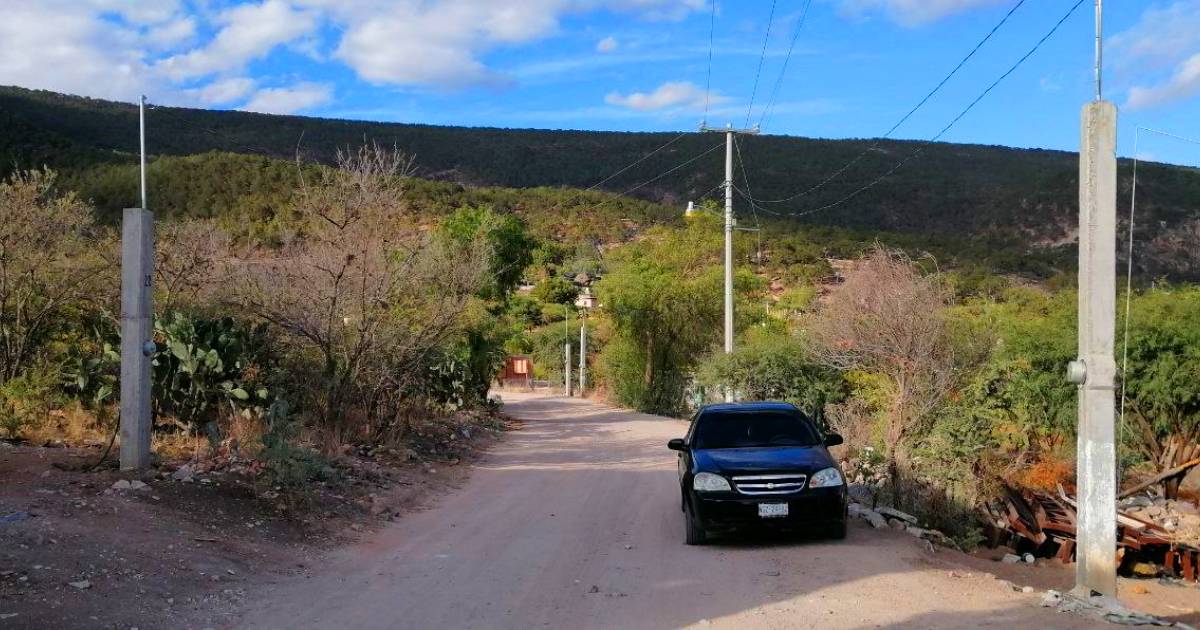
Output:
[692, 410, 822, 449]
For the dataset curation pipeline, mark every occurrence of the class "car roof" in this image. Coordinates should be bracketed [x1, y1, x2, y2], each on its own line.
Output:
[698, 401, 800, 414]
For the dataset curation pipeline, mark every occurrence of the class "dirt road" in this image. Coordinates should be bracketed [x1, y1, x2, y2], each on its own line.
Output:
[236, 393, 1092, 629]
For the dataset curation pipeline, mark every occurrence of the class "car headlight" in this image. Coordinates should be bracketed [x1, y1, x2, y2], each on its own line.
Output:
[692, 472, 732, 492]
[808, 467, 844, 488]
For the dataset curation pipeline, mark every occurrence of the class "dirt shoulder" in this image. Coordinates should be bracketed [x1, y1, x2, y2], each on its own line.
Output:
[961, 546, 1200, 626]
[0, 414, 511, 630]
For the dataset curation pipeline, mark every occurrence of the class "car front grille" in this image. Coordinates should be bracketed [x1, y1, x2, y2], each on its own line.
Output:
[731, 473, 808, 496]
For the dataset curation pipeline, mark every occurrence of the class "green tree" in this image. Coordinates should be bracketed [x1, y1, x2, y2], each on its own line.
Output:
[532, 276, 578, 305]
[438, 205, 535, 300]
[597, 216, 761, 415]
[949, 287, 1077, 456]
[697, 328, 845, 424]
[1121, 287, 1200, 497]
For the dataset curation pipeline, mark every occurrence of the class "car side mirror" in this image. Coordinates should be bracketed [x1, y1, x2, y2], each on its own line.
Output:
[667, 438, 687, 451]
[824, 433, 844, 447]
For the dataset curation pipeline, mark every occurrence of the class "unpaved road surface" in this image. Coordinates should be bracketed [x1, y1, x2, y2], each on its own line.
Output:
[237, 393, 1094, 629]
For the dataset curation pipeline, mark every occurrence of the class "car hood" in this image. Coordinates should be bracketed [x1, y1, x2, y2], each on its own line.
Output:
[693, 446, 835, 474]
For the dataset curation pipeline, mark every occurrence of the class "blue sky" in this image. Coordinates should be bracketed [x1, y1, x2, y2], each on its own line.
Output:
[3, 1, 1199, 166]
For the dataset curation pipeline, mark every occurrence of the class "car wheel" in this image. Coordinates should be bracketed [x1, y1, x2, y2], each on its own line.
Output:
[684, 502, 707, 546]
[826, 518, 847, 540]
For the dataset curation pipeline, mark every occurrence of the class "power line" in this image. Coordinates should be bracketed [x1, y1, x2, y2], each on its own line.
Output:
[701, 0, 717, 125]
[732, 136, 763, 263]
[619, 140, 725, 196]
[744, 0, 778, 128]
[1118, 126, 1139, 447]
[585, 131, 690, 191]
[1137, 127, 1200, 147]
[753, 0, 1085, 220]
[1118, 124, 1199, 442]
[756, 0, 1029, 205]
[759, 0, 815, 131]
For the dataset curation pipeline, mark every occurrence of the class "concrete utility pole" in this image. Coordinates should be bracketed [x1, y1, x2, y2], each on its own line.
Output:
[701, 122, 758, 402]
[579, 316, 587, 395]
[120, 209, 154, 470]
[564, 305, 572, 397]
[121, 95, 154, 470]
[1068, 0, 1118, 598]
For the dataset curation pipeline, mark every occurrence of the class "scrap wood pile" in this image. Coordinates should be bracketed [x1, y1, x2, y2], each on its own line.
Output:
[981, 482, 1200, 582]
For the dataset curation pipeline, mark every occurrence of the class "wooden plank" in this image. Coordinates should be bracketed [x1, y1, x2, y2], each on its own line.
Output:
[1118, 457, 1200, 499]
[1055, 538, 1075, 563]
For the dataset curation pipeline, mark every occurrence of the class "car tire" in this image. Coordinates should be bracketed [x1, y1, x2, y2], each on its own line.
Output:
[827, 518, 847, 540]
[684, 503, 707, 546]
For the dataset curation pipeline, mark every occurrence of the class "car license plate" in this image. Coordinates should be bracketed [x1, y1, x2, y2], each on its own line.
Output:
[758, 503, 788, 518]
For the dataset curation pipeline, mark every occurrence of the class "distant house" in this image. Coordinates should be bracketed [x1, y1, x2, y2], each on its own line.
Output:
[499, 355, 533, 389]
[574, 286, 598, 310]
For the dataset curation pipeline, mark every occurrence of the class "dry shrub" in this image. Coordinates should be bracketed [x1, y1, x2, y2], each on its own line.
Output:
[1012, 456, 1074, 492]
[155, 219, 232, 312]
[0, 169, 110, 381]
[826, 397, 877, 455]
[231, 144, 488, 435]
[809, 246, 960, 469]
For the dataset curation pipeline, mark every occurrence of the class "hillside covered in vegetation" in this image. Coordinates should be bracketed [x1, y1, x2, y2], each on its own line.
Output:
[4, 85, 1200, 280]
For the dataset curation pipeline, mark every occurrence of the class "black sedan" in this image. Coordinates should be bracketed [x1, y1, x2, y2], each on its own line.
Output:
[668, 402, 847, 545]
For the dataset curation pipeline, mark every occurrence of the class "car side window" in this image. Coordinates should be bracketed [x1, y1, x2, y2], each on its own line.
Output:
[684, 412, 701, 444]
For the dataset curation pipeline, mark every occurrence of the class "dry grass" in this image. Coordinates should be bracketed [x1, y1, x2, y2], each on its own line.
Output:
[224, 413, 266, 458]
[18, 401, 277, 466]
[21, 403, 112, 447]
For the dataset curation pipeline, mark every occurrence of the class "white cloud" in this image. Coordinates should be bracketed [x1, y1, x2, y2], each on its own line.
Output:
[596, 36, 618, 53]
[837, 0, 1005, 27]
[1128, 53, 1200, 110]
[312, 0, 565, 88]
[158, 0, 318, 81]
[1110, 1, 1200, 68]
[0, 0, 711, 110]
[1112, 1, 1200, 110]
[242, 81, 333, 114]
[0, 1, 160, 100]
[605, 80, 721, 112]
[145, 17, 197, 49]
[300, 0, 704, 88]
[192, 77, 258, 104]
